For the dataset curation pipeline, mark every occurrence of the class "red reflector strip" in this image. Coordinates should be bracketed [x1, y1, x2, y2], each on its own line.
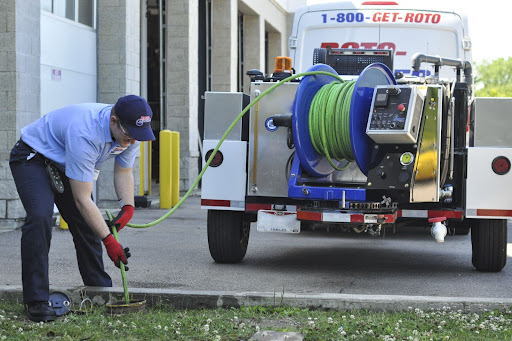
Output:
[428, 210, 463, 219]
[477, 209, 512, 217]
[350, 214, 364, 223]
[246, 203, 272, 212]
[397, 209, 463, 219]
[297, 211, 322, 221]
[379, 214, 396, 223]
[201, 199, 230, 207]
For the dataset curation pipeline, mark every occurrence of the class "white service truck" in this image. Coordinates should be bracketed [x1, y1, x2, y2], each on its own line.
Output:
[201, 1, 512, 272]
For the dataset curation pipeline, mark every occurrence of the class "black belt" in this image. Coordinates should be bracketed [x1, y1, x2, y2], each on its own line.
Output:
[19, 139, 65, 194]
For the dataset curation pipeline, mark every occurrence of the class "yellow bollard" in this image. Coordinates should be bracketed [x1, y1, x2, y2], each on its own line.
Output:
[60, 216, 68, 230]
[159, 130, 172, 209]
[139, 141, 152, 196]
[171, 131, 180, 207]
[148, 140, 152, 196]
[139, 141, 145, 196]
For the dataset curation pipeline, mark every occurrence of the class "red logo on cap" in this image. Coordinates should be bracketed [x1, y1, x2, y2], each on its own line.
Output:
[136, 116, 151, 127]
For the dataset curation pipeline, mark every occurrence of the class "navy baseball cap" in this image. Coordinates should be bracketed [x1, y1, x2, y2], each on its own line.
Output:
[114, 95, 156, 141]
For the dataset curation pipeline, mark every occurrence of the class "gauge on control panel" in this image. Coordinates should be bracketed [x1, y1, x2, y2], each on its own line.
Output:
[400, 152, 414, 166]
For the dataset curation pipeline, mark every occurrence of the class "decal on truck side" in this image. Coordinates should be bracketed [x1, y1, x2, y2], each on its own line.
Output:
[320, 11, 442, 24]
[320, 41, 405, 55]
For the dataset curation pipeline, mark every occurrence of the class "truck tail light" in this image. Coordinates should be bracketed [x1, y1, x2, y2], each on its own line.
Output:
[492, 156, 510, 175]
[205, 149, 223, 167]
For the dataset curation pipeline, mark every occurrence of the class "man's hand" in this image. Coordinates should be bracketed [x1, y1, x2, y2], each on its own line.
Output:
[102, 234, 131, 270]
[107, 205, 134, 232]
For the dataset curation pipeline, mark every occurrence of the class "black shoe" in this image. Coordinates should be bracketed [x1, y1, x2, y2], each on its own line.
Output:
[25, 301, 57, 322]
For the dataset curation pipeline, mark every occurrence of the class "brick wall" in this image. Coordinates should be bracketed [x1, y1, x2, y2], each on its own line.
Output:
[166, 0, 199, 191]
[96, 0, 141, 206]
[0, 0, 40, 226]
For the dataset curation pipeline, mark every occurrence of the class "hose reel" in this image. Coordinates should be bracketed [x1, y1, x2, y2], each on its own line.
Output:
[286, 63, 397, 201]
[292, 63, 396, 178]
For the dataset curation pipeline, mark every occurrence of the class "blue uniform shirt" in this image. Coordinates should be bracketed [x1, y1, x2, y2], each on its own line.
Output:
[21, 103, 140, 182]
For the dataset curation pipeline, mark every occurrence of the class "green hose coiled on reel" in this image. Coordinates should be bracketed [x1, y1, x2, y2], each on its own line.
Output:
[309, 80, 356, 171]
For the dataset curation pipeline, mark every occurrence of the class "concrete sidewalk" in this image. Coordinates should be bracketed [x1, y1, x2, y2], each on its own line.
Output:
[2, 285, 512, 314]
[1, 194, 511, 313]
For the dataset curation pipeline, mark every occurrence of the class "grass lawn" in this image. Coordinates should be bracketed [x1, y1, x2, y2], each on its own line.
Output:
[1, 301, 511, 340]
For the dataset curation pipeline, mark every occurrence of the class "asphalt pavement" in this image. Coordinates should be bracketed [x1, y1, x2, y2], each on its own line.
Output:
[1, 194, 511, 313]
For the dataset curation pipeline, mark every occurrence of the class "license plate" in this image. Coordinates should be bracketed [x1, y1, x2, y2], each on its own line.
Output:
[364, 214, 378, 223]
[257, 210, 300, 233]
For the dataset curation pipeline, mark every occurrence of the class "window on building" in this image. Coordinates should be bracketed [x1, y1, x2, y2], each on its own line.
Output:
[41, 0, 53, 12]
[54, 0, 75, 20]
[41, 0, 96, 28]
[78, 0, 94, 26]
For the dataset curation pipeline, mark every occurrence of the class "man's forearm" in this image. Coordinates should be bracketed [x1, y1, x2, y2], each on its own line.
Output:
[69, 179, 111, 239]
[75, 197, 111, 240]
[114, 165, 135, 207]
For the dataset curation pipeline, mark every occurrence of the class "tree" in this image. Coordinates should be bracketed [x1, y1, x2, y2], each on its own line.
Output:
[474, 57, 512, 97]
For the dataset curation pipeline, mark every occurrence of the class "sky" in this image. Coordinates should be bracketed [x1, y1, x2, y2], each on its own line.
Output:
[301, 0, 512, 63]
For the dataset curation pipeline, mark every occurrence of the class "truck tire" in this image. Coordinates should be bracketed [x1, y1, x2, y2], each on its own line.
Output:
[471, 219, 507, 272]
[207, 210, 250, 263]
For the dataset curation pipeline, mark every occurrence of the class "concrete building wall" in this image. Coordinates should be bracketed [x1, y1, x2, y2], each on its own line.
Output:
[0, 0, 40, 226]
[238, 0, 290, 87]
[242, 15, 265, 93]
[211, 0, 238, 92]
[166, 0, 200, 191]
[96, 0, 141, 206]
[267, 31, 282, 75]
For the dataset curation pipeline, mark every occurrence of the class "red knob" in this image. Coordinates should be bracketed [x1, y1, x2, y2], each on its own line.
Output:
[398, 103, 406, 112]
[429, 217, 446, 223]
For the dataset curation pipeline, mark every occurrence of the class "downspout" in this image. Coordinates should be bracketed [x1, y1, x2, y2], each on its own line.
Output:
[159, 0, 166, 130]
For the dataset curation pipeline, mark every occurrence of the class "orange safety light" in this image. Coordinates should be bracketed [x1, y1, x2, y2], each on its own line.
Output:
[274, 56, 292, 74]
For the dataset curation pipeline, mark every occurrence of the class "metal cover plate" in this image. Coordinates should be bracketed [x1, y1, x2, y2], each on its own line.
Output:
[466, 147, 512, 216]
[257, 210, 300, 233]
[49, 291, 71, 317]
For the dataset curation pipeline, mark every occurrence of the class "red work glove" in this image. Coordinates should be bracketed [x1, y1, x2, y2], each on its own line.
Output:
[107, 205, 134, 233]
[102, 234, 131, 270]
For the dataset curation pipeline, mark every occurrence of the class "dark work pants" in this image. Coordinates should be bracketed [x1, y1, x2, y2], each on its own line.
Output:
[9, 140, 112, 304]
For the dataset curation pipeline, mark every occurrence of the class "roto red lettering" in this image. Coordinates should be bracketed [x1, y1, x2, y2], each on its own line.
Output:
[320, 42, 339, 48]
[377, 42, 396, 51]
[320, 42, 406, 56]
[360, 42, 378, 49]
[341, 42, 360, 48]
[405, 12, 441, 23]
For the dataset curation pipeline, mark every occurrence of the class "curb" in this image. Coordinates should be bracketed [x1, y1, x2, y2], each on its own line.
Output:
[1, 286, 511, 313]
